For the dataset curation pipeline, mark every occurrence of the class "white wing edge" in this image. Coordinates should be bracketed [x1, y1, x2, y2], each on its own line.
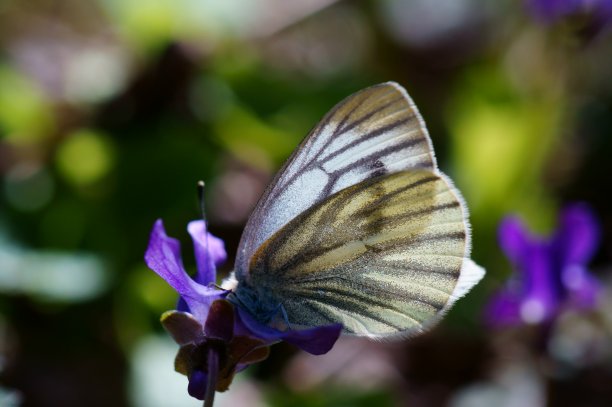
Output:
[385, 81, 438, 169]
[358, 170, 486, 341]
[434, 169, 486, 305]
[359, 257, 486, 341]
[443, 258, 486, 311]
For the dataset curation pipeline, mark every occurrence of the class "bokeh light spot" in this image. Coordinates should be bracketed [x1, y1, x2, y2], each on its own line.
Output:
[0, 231, 108, 302]
[520, 299, 546, 324]
[4, 164, 54, 212]
[55, 129, 115, 186]
[0, 66, 54, 145]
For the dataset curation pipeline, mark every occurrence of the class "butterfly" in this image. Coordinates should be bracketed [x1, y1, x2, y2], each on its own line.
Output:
[224, 82, 485, 338]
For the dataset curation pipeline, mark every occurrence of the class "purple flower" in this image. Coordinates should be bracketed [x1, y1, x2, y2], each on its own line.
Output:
[161, 299, 270, 400]
[486, 203, 601, 326]
[526, 0, 612, 24]
[527, 0, 582, 22]
[144, 219, 342, 402]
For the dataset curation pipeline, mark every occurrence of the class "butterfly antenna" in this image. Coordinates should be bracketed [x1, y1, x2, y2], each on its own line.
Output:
[197, 180, 210, 257]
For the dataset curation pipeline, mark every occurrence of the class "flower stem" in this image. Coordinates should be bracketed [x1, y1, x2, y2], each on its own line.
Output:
[204, 348, 219, 407]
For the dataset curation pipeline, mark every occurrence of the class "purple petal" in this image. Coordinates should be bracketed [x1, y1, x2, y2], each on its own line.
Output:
[188, 220, 227, 285]
[599, 0, 612, 17]
[593, 0, 612, 26]
[279, 324, 343, 355]
[188, 370, 207, 400]
[144, 220, 202, 295]
[498, 217, 530, 266]
[144, 220, 224, 321]
[176, 296, 190, 313]
[489, 203, 602, 328]
[562, 264, 601, 309]
[490, 217, 562, 325]
[554, 203, 600, 265]
[486, 284, 557, 326]
[519, 243, 560, 322]
[526, 0, 582, 22]
[485, 289, 522, 326]
[236, 307, 342, 355]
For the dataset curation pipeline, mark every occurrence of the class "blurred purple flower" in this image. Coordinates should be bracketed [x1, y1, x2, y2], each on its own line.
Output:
[526, 0, 612, 24]
[486, 203, 601, 326]
[145, 219, 342, 402]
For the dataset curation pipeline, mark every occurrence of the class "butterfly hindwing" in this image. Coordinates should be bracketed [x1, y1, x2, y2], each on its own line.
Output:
[235, 82, 436, 278]
[245, 169, 469, 337]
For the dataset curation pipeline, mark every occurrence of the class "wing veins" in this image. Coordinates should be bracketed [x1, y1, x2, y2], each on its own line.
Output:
[288, 277, 444, 321]
[295, 290, 407, 331]
[335, 95, 405, 136]
[320, 117, 412, 164]
[302, 300, 373, 334]
[273, 210, 462, 276]
[320, 127, 422, 173]
[316, 138, 427, 199]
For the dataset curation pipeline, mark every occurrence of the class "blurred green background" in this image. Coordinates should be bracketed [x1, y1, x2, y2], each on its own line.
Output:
[1, 0, 611, 406]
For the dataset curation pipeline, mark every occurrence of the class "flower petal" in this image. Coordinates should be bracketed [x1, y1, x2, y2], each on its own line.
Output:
[176, 297, 190, 313]
[188, 370, 207, 400]
[161, 311, 204, 345]
[485, 289, 522, 326]
[236, 307, 342, 355]
[554, 203, 600, 265]
[489, 219, 560, 326]
[600, 0, 612, 20]
[526, 0, 582, 22]
[188, 220, 227, 285]
[216, 337, 269, 391]
[498, 217, 530, 266]
[520, 243, 560, 321]
[280, 323, 343, 355]
[562, 264, 601, 309]
[144, 219, 223, 321]
[489, 204, 602, 328]
[236, 343, 270, 365]
[204, 300, 234, 342]
[174, 344, 195, 376]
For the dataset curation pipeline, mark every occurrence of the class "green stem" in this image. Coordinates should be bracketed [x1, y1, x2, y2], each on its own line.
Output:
[204, 348, 219, 407]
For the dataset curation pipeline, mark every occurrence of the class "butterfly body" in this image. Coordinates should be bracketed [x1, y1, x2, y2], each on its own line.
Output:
[225, 82, 485, 339]
[228, 278, 282, 326]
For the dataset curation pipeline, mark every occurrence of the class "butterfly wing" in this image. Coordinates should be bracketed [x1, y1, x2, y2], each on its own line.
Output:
[235, 82, 436, 278]
[244, 169, 484, 337]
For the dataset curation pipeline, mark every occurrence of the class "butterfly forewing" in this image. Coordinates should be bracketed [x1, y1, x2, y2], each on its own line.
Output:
[235, 82, 436, 277]
[246, 170, 467, 337]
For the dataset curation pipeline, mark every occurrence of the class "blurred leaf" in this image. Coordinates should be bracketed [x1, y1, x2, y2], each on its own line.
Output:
[448, 66, 560, 231]
[214, 105, 299, 170]
[0, 65, 54, 144]
[55, 128, 116, 187]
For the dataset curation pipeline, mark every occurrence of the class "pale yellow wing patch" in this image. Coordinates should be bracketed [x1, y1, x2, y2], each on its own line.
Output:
[247, 169, 470, 338]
